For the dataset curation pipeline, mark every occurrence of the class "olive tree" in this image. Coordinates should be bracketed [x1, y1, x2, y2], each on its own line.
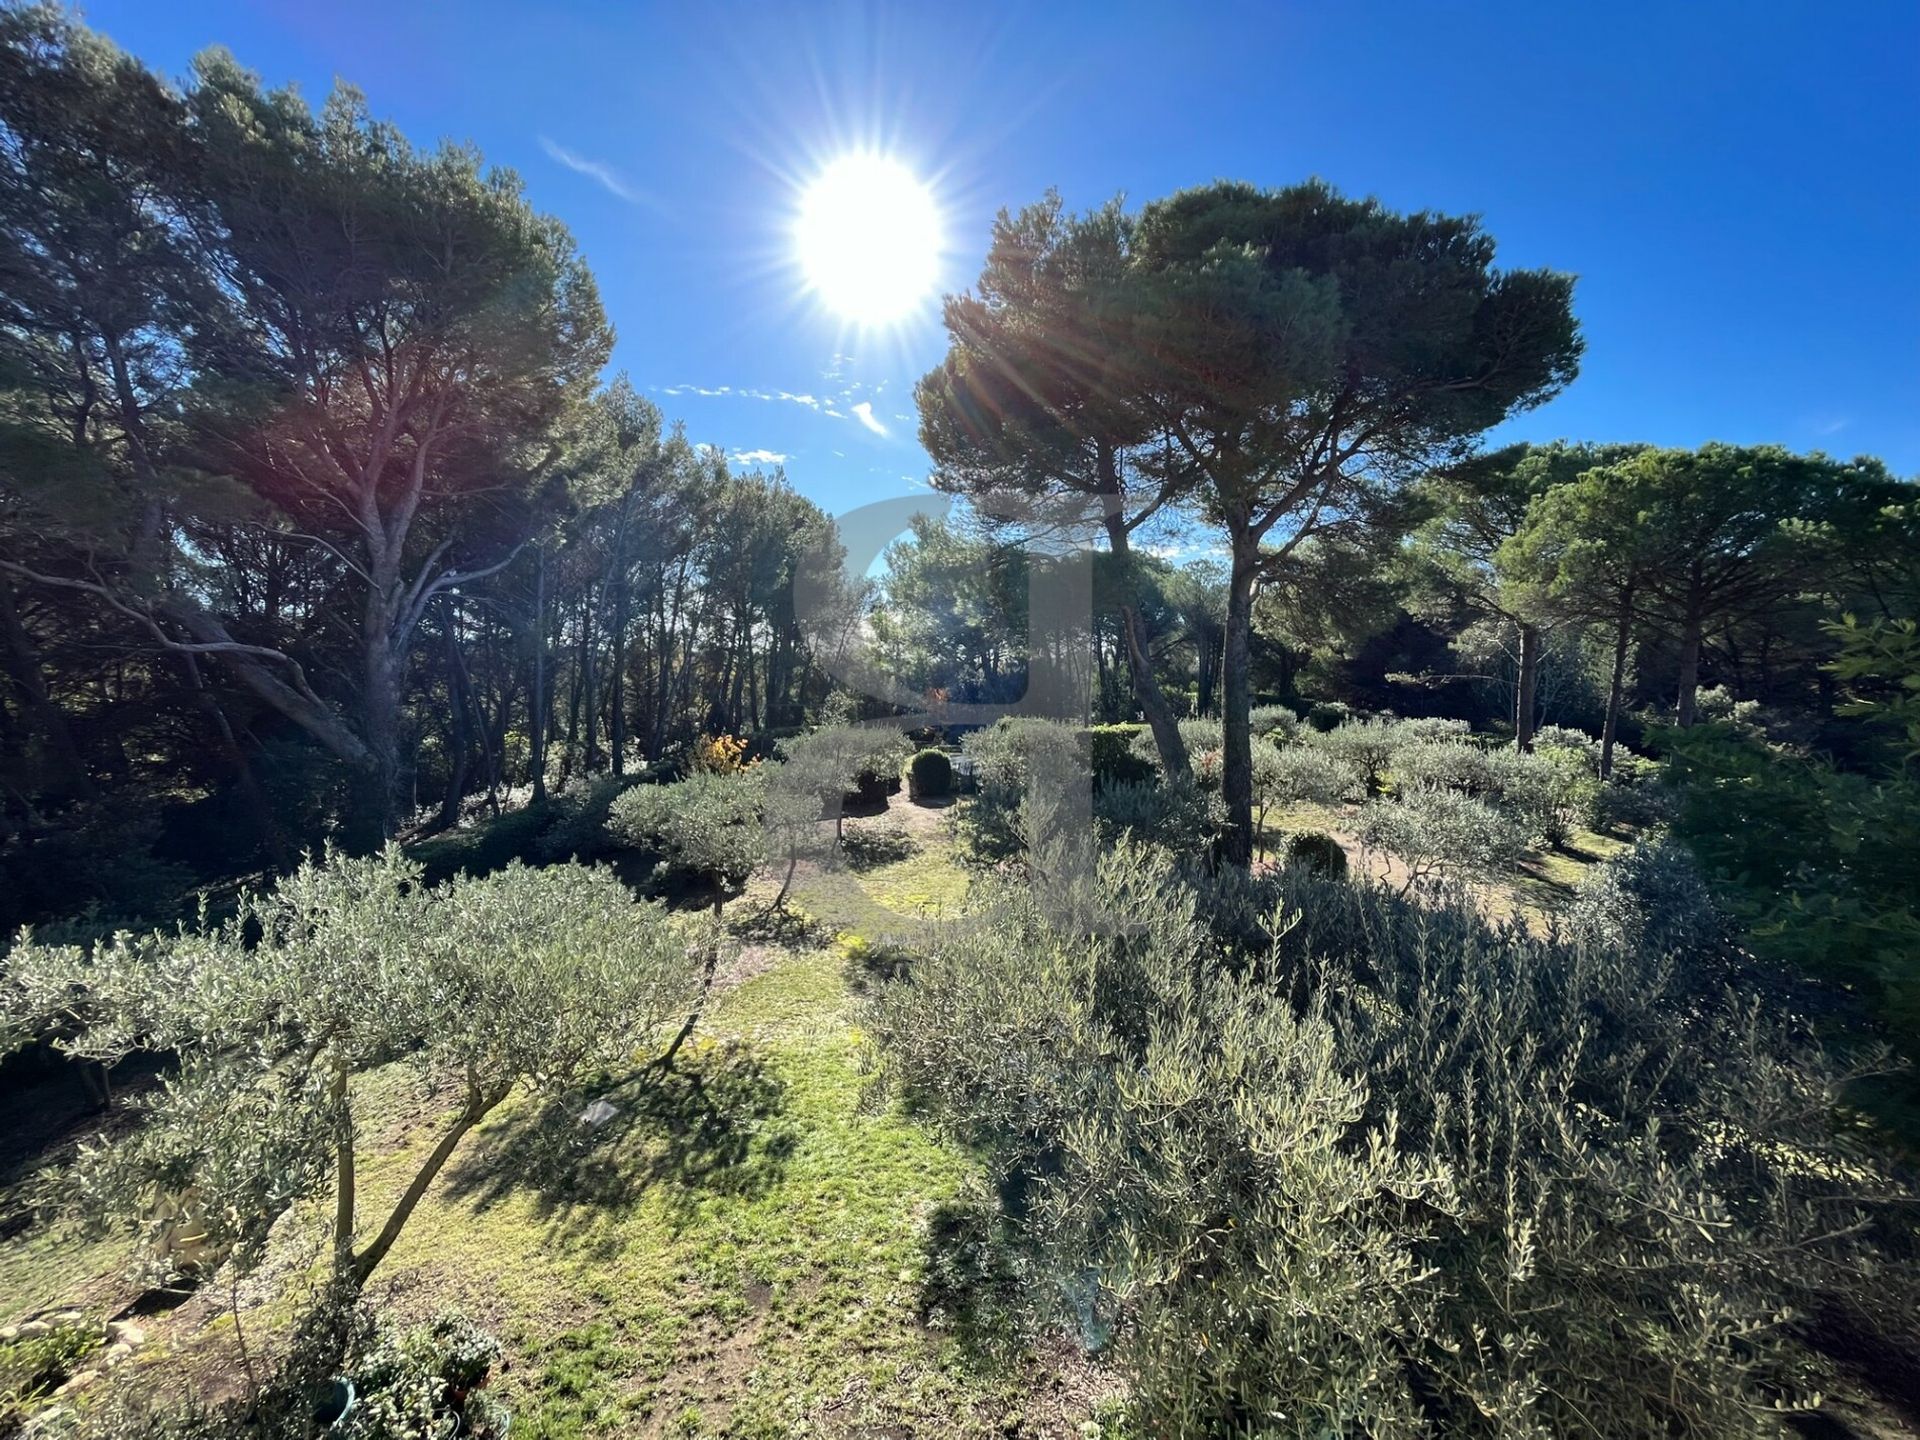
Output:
[606, 769, 766, 1065]
[0, 848, 703, 1291]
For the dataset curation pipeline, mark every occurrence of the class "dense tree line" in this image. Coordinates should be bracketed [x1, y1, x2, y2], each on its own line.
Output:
[888, 187, 1915, 824]
[0, 7, 849, 931]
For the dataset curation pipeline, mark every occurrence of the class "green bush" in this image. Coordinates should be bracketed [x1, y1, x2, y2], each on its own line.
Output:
[1357, 788, 1529, 891]
[606, 769, 767, 905]
[1256, 745, 1364, 810]
[0, 1321, 97, 1431]
[1085, 723, 1154, 787]
[1091, 778, 1222, 852]
[958, 719, 1086, 859]
[1564, 835, 1726, 960]
[1533, 723, 1603, 769]
[0, 850, 706, 1291]
[906, 747, 953, 800]
[1304, 718, 1405, 791]
[533, 774, 635, 863]
[1306, 699, 1352, 731]
[780, 725, 912, 806]
[1247, 703, 1303, 743]
[0, 806, 194, 938]
[1393, 715, 1472, 744]
[1485, 744, 1598, 845]
[1593, 772, 1677, 833]
[1280, 829, 1348, 878]
[870, 843, 1916, 1438]
[1665, 714, 1920, 1085]
[1387, 737, 1597, 847]
[1129, 717, 1225, 787]
[1387, 738, 1498, 798]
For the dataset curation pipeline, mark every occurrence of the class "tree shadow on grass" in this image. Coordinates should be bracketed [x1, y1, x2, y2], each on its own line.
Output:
[444, 1040, 795, 1259]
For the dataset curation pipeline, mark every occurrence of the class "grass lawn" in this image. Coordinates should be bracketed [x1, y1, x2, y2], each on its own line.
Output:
[0, 796, 1119, 1439]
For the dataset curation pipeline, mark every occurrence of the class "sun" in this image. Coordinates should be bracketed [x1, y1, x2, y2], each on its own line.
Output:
[796, 153, 942, 326]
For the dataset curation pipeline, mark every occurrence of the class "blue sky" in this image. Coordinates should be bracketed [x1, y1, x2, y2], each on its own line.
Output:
[79, 1, 1920, 519]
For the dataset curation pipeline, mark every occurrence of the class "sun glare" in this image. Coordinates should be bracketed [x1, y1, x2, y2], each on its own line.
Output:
[796, 153, 941, 326]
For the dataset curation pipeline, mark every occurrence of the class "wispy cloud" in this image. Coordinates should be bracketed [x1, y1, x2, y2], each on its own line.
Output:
[659, 384, 823, 411]
[1809, 414, 1852, 437]
[539, 136, 654, 208]
[730, 448, 788, 466]
[851, 402, 888, 437]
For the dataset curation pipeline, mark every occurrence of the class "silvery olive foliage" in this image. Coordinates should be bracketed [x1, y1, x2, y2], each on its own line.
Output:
[1483, 744, 1599, 845]
[1129, 718, 1227, 787]
[1247, 703, 1304, 743]
[1387, 738, 1499, 799]
[1387, 738, 1596, 846]
[1254, 742, 1364, 809]
[1531, 724, 1604, 769]
[1357, 788, 1531, 891]
[533, 775, 635, 864]
[1564, 833, 1727, 960]
[606, 767, 769, 902]
[777, 725, 913, 802]
[958, 718, 1089, 859]
[871, 844, 1449, 1436]
[0, 848, 705, 1287]
[1091, 777, 1223, 851]
[1303, 718, 1409, 792]
[870, 841, 1915, 1438]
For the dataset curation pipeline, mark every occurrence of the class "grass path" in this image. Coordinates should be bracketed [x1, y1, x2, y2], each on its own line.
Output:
[354, 799, 1113, 1437]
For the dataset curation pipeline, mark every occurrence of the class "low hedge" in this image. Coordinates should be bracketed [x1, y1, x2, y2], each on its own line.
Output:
[906, 748, 953, 800]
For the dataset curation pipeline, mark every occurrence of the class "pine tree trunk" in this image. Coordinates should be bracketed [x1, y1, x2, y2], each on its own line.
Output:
[0, 581, 97, 803]
[529, 546, 549, 803]
[1221, 539, 1258, 868]
[1514, 622, 1541, 751]
[1600, 591, 1632, 780]
[1676, 609, 1704, 727]
[1096, 447, 1190, 779]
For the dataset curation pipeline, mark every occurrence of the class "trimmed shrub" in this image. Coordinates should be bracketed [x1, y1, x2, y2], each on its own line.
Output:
[780, 725, 912, 807]
[1248, 704, 1303, 743]
[1304, 718, 1406, 792]
[534, 774, 634, 863]
[1086, 723, 1154, 787]
[1393, 716, 1472, 744]
[1564, 835, 1726, 960]
[1306, 699, 1352, 731]
[1533, 723, 1603, 769]
[1387, 739, 1498, 798]
[0, 850, 706, 1291]
[1255, 744, 1364, 811]
[606, 768, 767, 905]
[1485, 744, 1598, 845]
[1281, 829, 1348, 878]
[958, 719, 1086, 859]
[906, 747, 953, 800]
[1592, 773, 1678, 832]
